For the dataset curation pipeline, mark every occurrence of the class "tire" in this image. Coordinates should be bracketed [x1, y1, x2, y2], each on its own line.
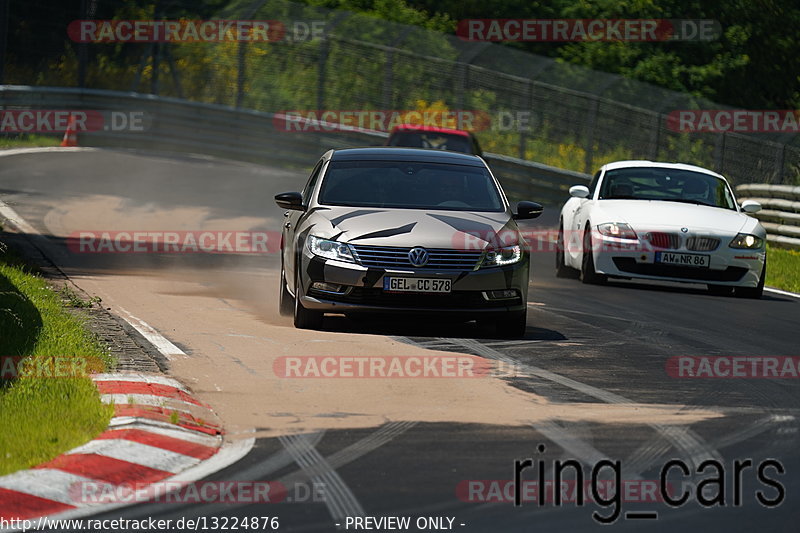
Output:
[736, 259, 766, 299]
[556, 222, 579, 279]
[279, 265, 294, 316]
[494, 310, 527, 338]
[707, 284, 734, 296]
[293, 271, 323, 330]
[581, 225, 607, 285]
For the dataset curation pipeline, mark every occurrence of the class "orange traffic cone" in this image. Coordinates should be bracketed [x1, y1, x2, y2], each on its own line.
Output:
[60, 116, 78, 147]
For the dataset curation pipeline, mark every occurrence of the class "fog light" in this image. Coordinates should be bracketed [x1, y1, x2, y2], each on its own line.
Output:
[485, 289, 518, 300]
[311, 282, 345, 293]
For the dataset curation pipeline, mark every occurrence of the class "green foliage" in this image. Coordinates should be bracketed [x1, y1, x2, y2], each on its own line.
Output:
[766, 245, 800, 293]
[0, 247, 114, 475]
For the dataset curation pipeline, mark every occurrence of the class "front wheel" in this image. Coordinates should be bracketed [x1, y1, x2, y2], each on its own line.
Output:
[736, 259, 766, 299]
[707, 284, 734, 296]
[279, 265, 294, 316]
[581, 226, 607, 285]
[494, 310, 527, 338]
[294, 272, 323, 330]
[556, 222, 579, 279]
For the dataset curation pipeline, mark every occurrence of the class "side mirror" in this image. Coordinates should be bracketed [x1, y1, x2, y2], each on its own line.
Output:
[513, 201, 543, 220]
[275, 191, 304, 211]
[570, 185, 590, 198]
[741, 200, 762, 214]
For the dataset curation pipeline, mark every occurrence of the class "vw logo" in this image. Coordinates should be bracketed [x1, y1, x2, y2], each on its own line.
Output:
[681, 227, 689, 233]
[408, 247, 429, 267]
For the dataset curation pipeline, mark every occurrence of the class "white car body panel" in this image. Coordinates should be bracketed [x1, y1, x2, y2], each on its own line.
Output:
[559, 161, 767, 288]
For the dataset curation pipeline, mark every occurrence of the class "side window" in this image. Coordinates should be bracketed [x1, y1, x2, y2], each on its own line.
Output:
[301, 159, 325, 205]
[587, 171, 601, 197]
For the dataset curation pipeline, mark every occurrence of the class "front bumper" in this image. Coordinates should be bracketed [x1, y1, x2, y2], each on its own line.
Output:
[297, 252, 529, 316]
[591, 235, 765, 287]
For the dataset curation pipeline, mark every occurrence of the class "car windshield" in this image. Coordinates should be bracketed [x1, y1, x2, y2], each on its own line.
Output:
[598, 167, 737, 210]
[388, 132, 473, 154]
[318, 160, 505, 211]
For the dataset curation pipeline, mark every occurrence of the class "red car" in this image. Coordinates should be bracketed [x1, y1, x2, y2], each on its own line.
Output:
[386, 124, 483, 157]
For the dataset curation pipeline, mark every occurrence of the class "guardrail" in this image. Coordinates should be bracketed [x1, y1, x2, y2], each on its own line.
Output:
[0, 85, 589, 207]
[736, 184, 800, 249]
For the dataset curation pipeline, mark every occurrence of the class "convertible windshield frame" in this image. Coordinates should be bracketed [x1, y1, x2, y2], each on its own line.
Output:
[598, 167, 737, 211]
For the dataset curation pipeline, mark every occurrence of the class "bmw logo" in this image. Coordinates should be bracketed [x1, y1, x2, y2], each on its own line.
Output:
[408, 247, 429, 267]
[681, 227, 689, 233]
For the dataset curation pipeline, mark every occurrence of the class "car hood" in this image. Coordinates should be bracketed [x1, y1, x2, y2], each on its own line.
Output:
[593, 200, 762, 234]
[306, 206, 517, 249]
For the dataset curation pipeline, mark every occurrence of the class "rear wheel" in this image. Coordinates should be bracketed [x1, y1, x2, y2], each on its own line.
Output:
[581, 225, 607, 285]
[294, 271, 323, 330]
[736, 259, 766, 299]
[556, 222, 579, 279]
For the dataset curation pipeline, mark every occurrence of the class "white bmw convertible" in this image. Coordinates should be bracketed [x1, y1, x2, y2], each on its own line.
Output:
[557, 161, 767, 298]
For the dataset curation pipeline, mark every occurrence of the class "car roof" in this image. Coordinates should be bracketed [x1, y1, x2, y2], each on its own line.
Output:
[389, 124, 472, 137]
[601, 160, 727, 181]
[329, 147, 485, 166]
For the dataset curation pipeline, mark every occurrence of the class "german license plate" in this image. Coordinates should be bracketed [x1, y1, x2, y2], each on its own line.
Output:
[655, 251, 710, 268]
[383, 277, 451, 293]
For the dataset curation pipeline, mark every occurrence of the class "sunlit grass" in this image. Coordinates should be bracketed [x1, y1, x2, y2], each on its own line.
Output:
[0, 246, 114, 475]
[766, 245, 800, 294]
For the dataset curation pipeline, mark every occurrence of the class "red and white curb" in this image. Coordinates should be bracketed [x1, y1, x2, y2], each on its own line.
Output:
[0, 372, 250, 526]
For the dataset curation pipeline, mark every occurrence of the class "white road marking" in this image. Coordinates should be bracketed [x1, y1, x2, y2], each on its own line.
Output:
[116, 306, 187, 360]
[0, 147, 96, 158]
[765, 287, 800, 299]
[0, 198, 39, 235]
[447, 337, 722, 469]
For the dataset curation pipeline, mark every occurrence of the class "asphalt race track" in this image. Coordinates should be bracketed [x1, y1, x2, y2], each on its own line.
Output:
[1, 149, 798, 532]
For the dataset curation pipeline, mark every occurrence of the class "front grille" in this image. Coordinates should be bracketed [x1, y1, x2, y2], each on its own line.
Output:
[312, 288, 516, 309]
[686, 236, 721, 251]
[612, 258, 747, 282]
[646, 232, 681, 249]
[350, 245, 483, 270]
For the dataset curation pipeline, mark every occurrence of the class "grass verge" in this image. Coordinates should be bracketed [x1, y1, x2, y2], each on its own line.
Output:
[0, 242, 114, 476]
[766, 245, 800, 294]
[0, 134, 61, 149]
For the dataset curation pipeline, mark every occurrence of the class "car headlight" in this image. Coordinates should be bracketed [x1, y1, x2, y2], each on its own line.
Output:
[729, 233, 764, 249]
[307, 235, 357, 263]
[596, 222, 638, 240]
[481, 245, 522, 268]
